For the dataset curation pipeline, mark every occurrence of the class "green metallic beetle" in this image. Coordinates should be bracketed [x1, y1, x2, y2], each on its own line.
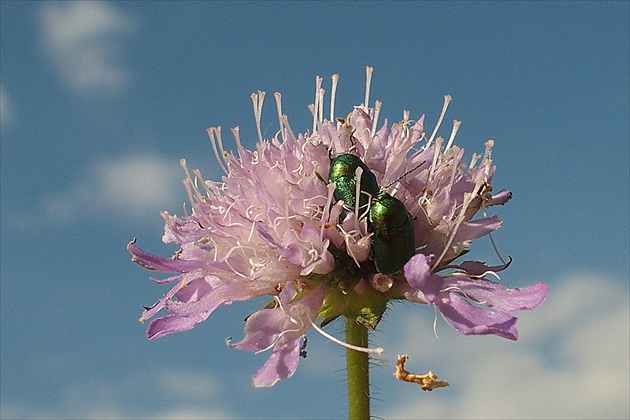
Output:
[367, 192, 416, 274]
[328, 153, 417, 275]
[328, 153, 379, 221]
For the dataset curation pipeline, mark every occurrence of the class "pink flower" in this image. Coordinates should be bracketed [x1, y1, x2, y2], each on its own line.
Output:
[130, 67, 548, 387]
[404, 254, 548, 340]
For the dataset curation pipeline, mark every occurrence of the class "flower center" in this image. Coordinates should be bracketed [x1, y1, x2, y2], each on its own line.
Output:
[308, 245, 403, 330]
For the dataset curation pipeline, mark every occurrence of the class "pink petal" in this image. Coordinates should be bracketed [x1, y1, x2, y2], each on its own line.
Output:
[452, 279, 549, 313]
[437, 293, 519, 340]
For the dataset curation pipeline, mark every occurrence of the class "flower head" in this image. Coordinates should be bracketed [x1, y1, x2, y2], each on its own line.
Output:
[130, 67, 548, 387]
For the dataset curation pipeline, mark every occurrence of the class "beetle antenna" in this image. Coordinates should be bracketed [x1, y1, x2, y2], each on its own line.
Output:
[382, 160, 426, 190]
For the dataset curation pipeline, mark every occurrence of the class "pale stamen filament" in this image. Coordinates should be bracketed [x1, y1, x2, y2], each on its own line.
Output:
[364, 66, 374, 110]
[215, 127, 230, 168]
[330, 74, 339, 121]
[251, 296, 384, 357]
[251, 91, 265, 143]
[280, 114, 296, 142]
[161, 210, 185, 245]
[441, 285, 488, 304]
[254, 327, 303, 355]
[444, 119, 462, 151]
[431, 190, 475, 271]
[179, 159, 198, 198]
[483, 139, 494, 162]
[450, 269, 502, 281]
[253, 298, 306, 354]
[193, 168, 215, 197]
[469, 152, 481, 169]
[371, 100, 382, 137]
[187, 168, 207, 204]
[354, 165, 364, 227]
[487, 226, 509, 266]
[310, 320, 384, 355]
[231, 127, 243, 152]
[207, 127, 228, 175]
[318, 87, 325, 125]
[358, 191, 373, 221]
[273, 92, 284, 144]
[335, 225, 363, 267]
[247, 220, 256, 242]
[422, 137, 444, 202]
[312, 76, 323, 134]
[433, 306, 440, 338]
[320, 184, 336, 243]
[444, 149, 461, 203]
[223, 257, 251, 279]
[427, 95, 452, 147]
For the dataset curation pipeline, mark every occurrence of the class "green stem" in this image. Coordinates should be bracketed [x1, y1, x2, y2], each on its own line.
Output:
[345, 317, 370, 420]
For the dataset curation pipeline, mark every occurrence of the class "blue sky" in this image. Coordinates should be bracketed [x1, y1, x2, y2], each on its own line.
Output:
[1, 1, 628, 419]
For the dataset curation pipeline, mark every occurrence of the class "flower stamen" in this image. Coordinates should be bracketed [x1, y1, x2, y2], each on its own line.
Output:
[444, 119, 462, 152]
[364, 66, 373, 110]
[371, 100, 382, 138]
[330, 74, 339, 121]
[431, 190, 474, 270]
[427, 95, 452, 147]
[273, 92, 284, 146]
[442, 284, 489, 304]
[251, 91, 266, 143]
[335, 224, 364, 267]
[311, 76, 324, 134]
[310, 321, 384, 355]
[207, 127, 229, 175]
[433, 305, 439, 338]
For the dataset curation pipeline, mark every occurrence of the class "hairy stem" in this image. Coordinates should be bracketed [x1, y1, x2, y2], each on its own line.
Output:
[346, 317, 370, 420]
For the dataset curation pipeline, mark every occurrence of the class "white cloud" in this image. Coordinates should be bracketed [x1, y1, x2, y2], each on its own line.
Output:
[0, 370, 232, 420]
[42, 154, 185, 224]
[39, 1, 135, 92]
[376, 272, 629, 419]
[0, 85, 13, 128]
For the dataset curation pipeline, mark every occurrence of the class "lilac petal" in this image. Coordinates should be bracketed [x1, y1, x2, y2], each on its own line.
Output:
[146, 314, 199, 340]
[128, 240, 198, 273]
[305, 246, 336, 275]
[140, 277, 190, 322]
[230, 303, 290, 352]
[251, 339, 301, 388]
[487, 189, 512, 206]
[451, 279, 549, 313]
[454, 216, 502, 243]
[393, 280, 428, 304]
[146, 280, 266, 339]
[437, 293, 519, 340]
[404, 254, 441, 302]
[231, 282, 324, 387]
[148, 298, 222, 340]
[173, 275, 217, 303]
[167, 282, 264, 319]
[256, 228, 305, 266]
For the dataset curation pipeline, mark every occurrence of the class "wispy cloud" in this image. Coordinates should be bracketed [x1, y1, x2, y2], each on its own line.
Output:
[39, 1, 136, 92]
[0, 85, 13, 129]
[379, 272, 629, 419]
[0, 370, 232, 420]
[42, 153, 185, 225]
